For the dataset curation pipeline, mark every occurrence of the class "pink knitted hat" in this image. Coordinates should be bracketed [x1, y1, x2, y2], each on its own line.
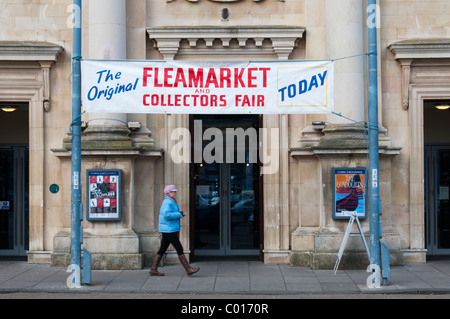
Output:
[164, 185, 178, 194]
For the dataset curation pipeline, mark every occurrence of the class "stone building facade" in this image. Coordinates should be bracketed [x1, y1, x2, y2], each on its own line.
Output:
[0, 0, 449, 269]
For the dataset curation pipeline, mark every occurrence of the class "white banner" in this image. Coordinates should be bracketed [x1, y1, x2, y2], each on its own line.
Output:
[81, 59, 334, 114]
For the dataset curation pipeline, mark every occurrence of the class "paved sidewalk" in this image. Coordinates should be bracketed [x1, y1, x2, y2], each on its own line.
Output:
[0, 258, 450, 296]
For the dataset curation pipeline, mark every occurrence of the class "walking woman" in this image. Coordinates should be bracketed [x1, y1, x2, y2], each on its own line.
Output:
[149, 185, 199, 276]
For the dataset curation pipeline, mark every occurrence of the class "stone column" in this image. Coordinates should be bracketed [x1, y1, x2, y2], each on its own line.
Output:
[81, 0, 141, 269]
[326, 0, 364, 124]
[319, 0, 366, 148]
[84, 0, 132, 148]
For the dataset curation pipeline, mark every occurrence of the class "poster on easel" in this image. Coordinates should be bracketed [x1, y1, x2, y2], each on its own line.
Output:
[332, 168, 367, 219]
[87, 169, 122, 221]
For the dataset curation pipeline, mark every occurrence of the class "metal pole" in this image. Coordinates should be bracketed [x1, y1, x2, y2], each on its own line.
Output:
[367, 0, 381, 270]
[70, 0, 82, 288]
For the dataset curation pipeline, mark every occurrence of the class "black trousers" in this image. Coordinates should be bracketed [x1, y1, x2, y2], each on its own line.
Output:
[157, 232, 184, 256]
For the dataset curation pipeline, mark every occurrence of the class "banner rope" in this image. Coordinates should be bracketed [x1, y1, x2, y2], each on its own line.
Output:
[69, 110, 86, 140]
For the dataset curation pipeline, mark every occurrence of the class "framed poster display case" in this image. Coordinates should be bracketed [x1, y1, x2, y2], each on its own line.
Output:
[332, 168, 367, 220]
[86, 169, 122, 221]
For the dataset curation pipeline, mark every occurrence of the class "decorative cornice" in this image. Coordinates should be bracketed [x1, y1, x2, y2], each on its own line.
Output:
[0, 42, 64, 112]
[388, 39, 450, 110]
[0, 41, 64, 62]
[177, 0, 284, 2]
[388, 39, 450, 60]
[51, 148, 164, 158]
[147, 26, 305, 60]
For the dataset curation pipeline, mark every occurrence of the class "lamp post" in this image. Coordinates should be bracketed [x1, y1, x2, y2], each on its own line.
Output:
[70, 0, 82, 288]
[367, 0, 390, 287]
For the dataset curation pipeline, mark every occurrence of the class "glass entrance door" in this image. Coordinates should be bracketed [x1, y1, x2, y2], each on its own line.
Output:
[192, 115, 261, 257]
[0, 146, 29, 256]
[425, 146, 450, 255]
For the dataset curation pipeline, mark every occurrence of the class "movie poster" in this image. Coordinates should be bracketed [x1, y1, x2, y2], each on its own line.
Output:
[332, 168, 367, 219]
[87, 169, 121, 221]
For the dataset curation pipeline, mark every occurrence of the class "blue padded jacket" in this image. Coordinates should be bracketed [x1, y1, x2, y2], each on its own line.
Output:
[158, 196, 182, 233]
